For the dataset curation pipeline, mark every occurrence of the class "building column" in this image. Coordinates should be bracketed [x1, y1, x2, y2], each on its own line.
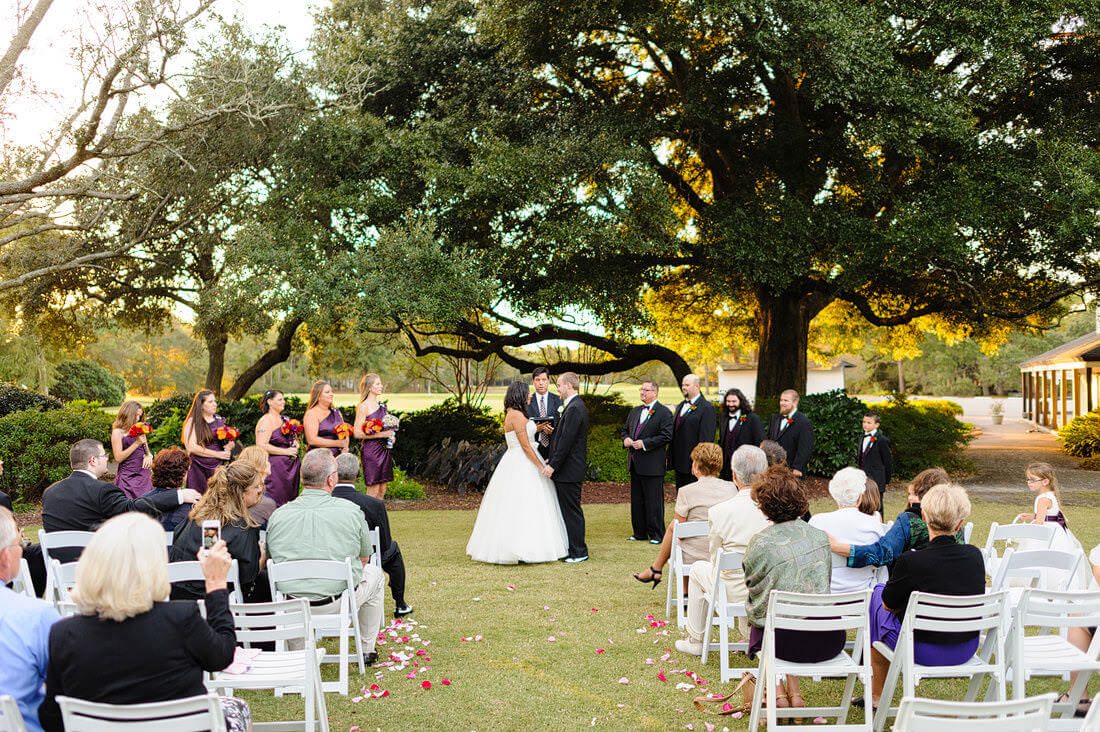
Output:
[1088, 367, 1094, 413]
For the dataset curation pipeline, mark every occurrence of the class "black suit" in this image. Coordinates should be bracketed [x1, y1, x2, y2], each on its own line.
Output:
[621, 401, 674, 541]
[41, 471, 181, 562]
[0, 489, 11, 512]
[40, 589, 236, 732]
[549, 395, 589, 559]
[767, 411, 815, 475]
[669, 396, 718, 489]
[527, 390, 563, 459]
[718, 411, 765, 481]
[857, 430, 893, 498]
[333, 483, 408, 608]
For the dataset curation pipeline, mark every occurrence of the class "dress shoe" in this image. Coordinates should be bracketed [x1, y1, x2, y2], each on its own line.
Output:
[649, 539, 661, 545]
[564, 555, 589, 563]
[394, 605, 413, 618]
[362, 651, 379, 665]
[628, 536, 641, 541]
[674, 638, 703, 656]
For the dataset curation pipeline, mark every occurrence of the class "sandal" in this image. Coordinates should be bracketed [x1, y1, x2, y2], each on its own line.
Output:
[632, 566, 662, 589]
[693, 672, 756, 715]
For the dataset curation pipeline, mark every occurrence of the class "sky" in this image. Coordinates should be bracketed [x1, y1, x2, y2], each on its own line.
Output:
[1, 0, 321, 146]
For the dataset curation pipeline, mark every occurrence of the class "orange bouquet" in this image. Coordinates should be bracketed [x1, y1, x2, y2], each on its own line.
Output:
[334, 422, 354, 440]
[361, 418, 384, 434]
[128, 422, 152, 438]
[280, 418, 304, 436]
[215, 425, 241, 442]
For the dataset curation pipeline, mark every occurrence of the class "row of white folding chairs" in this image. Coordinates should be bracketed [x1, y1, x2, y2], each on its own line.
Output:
[46, 558, 245, 606]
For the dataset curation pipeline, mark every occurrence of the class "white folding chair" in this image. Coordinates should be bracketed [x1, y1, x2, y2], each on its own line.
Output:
[893, 693, 1055, 731]
[268, 558, 365, 695]
[12, 558, 35, 599]
[991, 550, 1082, 602]
[748, 589, 873, 731]
[207, 599, 328, 732]
[873, 591, 1011, 732]
[699, 549, 753, 682]
[368, 527, 381, 568]
[56, 692, 226, 732]
[983, 523, 1057, 579]
[0, 694, 27, 732]
[1007, 589, 1100, 727]
[666, 520, 708, 627]
[1070, 696, 1100, 732]
[38, 530, 94, 603]
[963, 522, 974, 544]
[56, 601, 79, 618]
[167, 560, 244, 605]
[165, 530, 174, 547]
[47, 559, 78, 604]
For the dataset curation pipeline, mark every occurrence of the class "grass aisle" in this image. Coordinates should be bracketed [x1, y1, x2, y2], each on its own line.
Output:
[242, 497, 1099, 731]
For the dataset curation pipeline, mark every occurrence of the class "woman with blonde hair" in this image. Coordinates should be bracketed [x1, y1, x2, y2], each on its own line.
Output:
[38, 512, 250, 732]
[236, 445, 279, 526]
[111, 400, 152, 498]
[181, 389, 234, 494]
[303, 380, 348, 457]
[353, 373, 394, 499]
[169, 461, 265, 602]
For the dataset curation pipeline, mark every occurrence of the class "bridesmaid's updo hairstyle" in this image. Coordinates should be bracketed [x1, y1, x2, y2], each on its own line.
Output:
[359, 373, 381, 403]
[306, 380, 331, 410]
[260, 389, 283, 414]
[183, 389, 216, 447]
[503, 380, 529, 413]
[112, 400, 144, 431]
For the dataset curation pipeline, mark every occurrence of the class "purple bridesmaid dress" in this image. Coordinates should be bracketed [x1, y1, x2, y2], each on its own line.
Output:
[114, 433, 153, 499]
[185, 414, 228, 494]
[265, 417, 301, 506]
[360, 404, 394, 485]
[314, 408, 346, 457]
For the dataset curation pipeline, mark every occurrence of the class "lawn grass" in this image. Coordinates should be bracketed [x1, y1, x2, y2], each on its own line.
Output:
[226, 495, 1098, 731]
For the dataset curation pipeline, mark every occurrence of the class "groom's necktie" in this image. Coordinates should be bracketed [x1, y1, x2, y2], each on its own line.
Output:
[538, 395, 550, 447]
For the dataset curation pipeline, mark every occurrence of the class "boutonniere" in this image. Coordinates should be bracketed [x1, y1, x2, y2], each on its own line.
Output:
[738, 415, 747, 424]
[645, 405, 654, 417]
[869, 435, 878, 445]
[688, 403, 698, 412]
[785, 416, 794, 426]
[557, 404, 565, 415]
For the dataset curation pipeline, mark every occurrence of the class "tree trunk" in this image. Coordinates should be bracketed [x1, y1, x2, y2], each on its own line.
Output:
[204, 330, 228, 396]
[754, 288, 830, 401]
[224, 317, 304, 401]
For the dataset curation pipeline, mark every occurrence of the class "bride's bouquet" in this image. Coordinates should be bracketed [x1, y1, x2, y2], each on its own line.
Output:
[382, 413, 400, 449]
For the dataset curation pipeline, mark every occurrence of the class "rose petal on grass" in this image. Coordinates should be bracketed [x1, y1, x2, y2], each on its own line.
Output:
[616, 704, 625, 709]
[645, 658, 655, 665]
[591, 607, 599, 612]
[474, 635, 483, 641]
[420, 680, 431, 690]
[705, 724, 715, 732]
[721, 703, 733, 713]
[656, 671, 667, 682]
[547, 636, 556, 642]
[543, 605, 551, 610]
[506, 584, 516, 591]
[441, 678, 451, 686]
[472, 597, 481, 602]
[618, 677, 630, 684]
[813, 718, 827, 725]
[351, 696, 363, 703]
[595, 648, 605, 654]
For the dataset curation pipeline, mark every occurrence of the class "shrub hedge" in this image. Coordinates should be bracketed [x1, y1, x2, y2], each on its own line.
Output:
[392, 398, 499, 474]
[874, 398, 973, 477]
[0, 384, 63, 418]
[1061, 411, 1100, 458]
[50, 360, 126, 405]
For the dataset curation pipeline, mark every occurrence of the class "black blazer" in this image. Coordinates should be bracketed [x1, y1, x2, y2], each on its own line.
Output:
[857, 431, 893, 491]
[549, 396, 589, 483]
[718, 411, 765, 479]
[169, 519, 262, 600]
[526, 391, 562, 424]
[333, 484, 396, 562]
[620, 402, 674, 477]
[39, 589, 236, 732]
[767, 411, 815, 475]
[881, 535, 986, 645]
[669, 397, 718, 474]
[0, 489, 11, 512]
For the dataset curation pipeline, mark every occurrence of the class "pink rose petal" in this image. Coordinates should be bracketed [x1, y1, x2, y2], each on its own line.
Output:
[618, 677, 630, 684]
[721, 703, 733, 713]
[591, 607, 598, 612]
[547, 636, 556, 642]
[657, 671, 668, 682]
[595, 648, 605, 654]
[441, 678, 451, 686]
[506, 584, 515, 591]
[420, 680, 431, 690]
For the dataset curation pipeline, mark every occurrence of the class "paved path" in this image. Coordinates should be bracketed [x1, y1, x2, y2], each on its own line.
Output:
[962, 417, 1100, 506]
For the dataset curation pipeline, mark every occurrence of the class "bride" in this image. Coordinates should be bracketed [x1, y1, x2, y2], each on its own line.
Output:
[466, 380, 569, 564]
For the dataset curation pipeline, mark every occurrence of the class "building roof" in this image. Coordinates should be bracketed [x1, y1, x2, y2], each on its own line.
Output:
[1019, 331, 1100, 368]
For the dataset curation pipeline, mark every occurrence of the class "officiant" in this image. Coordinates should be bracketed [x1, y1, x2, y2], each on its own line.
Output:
[527, 366, 561, 460]
[621, 380, 674, 543]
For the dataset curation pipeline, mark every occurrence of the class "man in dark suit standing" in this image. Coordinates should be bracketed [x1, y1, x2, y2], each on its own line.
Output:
[857, 411, 892, 502]
[766, 389, 815, 478]
[621, 380, 674, 543]
[543, 371, 589, 563]
[527, 366, 562, 461]
[669, 374, 717, 490]
[42, 439, 197, 561]
[718, 388, 765, 481]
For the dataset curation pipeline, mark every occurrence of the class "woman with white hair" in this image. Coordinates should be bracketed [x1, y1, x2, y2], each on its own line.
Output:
[38, 513, 250, 732]
[809, 467, 885, 593]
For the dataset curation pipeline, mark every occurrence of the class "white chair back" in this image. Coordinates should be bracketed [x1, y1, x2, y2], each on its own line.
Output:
[56, 692, 226, 732]
[12, 558, 35, 599]
[1009, 589, 1100, 711]
[167, 560, 244, 604]
[667, 520, 708, 626]
[983, 522, 1057, 576]
[963, 521, 974, 544]
[38, 530, 94, 602]
[0, 694, 27, 732]
[47, 559, 78, 604]
[991, 549, 1082, 593]
[893, 693, 1055, 731]
[368, 527, 381, 568]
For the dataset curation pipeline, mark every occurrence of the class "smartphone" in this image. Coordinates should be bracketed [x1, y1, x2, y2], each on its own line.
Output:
[201, 520, 222, 555]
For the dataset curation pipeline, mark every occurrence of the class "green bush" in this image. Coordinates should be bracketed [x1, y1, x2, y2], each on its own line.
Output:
[386, 466, 426, 500]
[876, 398, 973, 477]
[585, 423, 632, 483]
[584, 392, 633, 427]
[1079, 454, 1100, 471]
[50, 360, 126, 405]
[393, 398, 499, 473]
[0, 403, 114, 504]
[913, 398, 965, 417]
[798, 390, 869, 477]
[145, 393, 315, 451]
[1061, 411, 1100, 458]
[0, 384, 63, 417]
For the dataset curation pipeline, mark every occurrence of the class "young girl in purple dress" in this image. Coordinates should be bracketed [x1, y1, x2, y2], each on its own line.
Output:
[304, 380, 348, 457]
[111, 400, 153, 498]
[182, 390, 234, 494]
[353, 373, 395, 499]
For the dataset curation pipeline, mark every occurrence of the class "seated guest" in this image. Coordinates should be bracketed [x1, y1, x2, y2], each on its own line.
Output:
[827, 467, 952, 569]
[809, 467, 886, 593]
[169, 462, 264, 602]
[145, 448, 193, 532]
[38, 513, 248, 732]
[0, 507, 59, 732]
[236, 445, 278, 527]
[266, 448, 385, 664]
[760, 439, 787, 467]
[333, 453, 412, 617]
[743, 465, 842, 711]
[676, 445, 771, 655]
[631, 443, 736, 589]
[867, 484, 984, 709]
[41, 440, 199, 561]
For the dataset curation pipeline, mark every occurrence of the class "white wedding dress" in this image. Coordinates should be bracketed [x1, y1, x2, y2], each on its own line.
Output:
[466, 419, 569, 564]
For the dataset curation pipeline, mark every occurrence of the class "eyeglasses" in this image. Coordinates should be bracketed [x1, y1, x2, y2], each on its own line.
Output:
[1026, 477, 1045, 483]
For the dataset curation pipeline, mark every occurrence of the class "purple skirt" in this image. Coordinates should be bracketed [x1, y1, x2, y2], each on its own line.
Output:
[186, 452, 224, 494]
[748, 625, 846, 663]
[115, 435, 152, 499]
[869, 583, 979, 665]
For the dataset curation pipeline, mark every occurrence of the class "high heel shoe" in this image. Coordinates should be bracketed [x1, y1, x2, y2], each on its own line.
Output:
[632, 565, 662, 589]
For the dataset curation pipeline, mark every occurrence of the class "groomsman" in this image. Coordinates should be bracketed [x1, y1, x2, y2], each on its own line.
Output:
[621, 380, 674, 543]
[669, 374, 717, 490]
[857, 411, 892, 500]
[527, 366, 562, 460]
[718, 388, 764, 481]
[766, 389, 814, 478]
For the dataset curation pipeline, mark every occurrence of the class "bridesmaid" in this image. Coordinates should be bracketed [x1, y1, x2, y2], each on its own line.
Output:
[353, 373, 394, 499]
[255, 389, 301, 507]
[110, 400, 153, 498]
[304, 380, 348, 457]
[182, 389, 233, 494]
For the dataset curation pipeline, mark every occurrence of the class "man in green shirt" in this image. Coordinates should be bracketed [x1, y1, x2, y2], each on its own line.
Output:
[267, 448, 385, 663]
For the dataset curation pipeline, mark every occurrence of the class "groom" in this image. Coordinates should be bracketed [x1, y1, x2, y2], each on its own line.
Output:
[542, 371, 589, 563]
